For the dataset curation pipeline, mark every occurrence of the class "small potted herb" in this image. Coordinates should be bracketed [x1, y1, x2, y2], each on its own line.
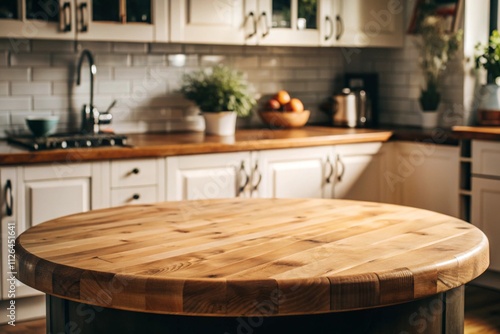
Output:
[180, 65, 256, 136]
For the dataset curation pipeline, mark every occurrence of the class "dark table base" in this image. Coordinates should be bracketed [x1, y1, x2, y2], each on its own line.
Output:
[47, 286, 464, 334]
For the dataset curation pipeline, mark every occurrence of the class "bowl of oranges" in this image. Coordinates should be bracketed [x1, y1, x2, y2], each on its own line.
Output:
[258, 90, 310, 128]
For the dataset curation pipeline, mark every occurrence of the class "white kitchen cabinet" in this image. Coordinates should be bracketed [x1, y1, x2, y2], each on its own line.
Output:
[393, 142, 459, 217]
[0, 162, 101, 301]
[335, 0, 404, 47]
[108, 158, 165, 207]
[333, 142, 390, 202]
[255, 146, 333, 198]
[472, 177, 500, 272]
[170, 0, 254, 45]
[471, 140, 500, 273]
[75, 0, 167, 42]
[166, 152, 252, 200]
[0, 0, 167, 42]
[0, 0, 76, 40]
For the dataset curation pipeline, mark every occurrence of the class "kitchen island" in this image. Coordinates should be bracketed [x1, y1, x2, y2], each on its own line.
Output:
[16, 198, 488, 333]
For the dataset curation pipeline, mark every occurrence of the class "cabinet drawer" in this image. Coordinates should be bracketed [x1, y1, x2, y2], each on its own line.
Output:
[111, 159, 158, 188]
[111, 186, 158, 207]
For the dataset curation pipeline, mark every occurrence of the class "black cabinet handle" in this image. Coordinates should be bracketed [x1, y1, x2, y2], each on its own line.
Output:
[79, 2, 89, 32]
[61, 2, 72, 32]
[5, 180, 13, 217]
[325, 157, 334, 184]
[238, 161, 250, 196]
[246, 12, 257, 38]
[132, 168, 140, 174]
[325, 16, 334, 41]
[335, 15, 344, 41]
[132, 194, 140, 200]
[260, 12, 270, 38]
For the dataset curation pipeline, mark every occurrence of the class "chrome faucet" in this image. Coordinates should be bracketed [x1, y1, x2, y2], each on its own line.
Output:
[76, 49, 113, 134]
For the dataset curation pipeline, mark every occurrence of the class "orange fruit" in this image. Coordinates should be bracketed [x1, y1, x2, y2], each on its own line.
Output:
[284, 98, 304, 112]
[275, 90, 291, 106]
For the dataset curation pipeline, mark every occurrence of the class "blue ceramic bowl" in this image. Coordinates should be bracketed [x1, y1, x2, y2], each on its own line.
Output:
[25, 116, 59, 137]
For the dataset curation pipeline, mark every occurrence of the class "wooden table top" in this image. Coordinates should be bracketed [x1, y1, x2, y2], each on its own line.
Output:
[452, 126, 500, 141]
[16, 198, 489, 316]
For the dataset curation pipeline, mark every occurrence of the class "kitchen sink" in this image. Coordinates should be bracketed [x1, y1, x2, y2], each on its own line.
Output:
[8, 132, 129, 151]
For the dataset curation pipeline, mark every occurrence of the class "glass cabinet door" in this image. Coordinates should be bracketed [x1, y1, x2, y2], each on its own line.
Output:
[76, 0, 156, 42]
[259, 0, 320, 46]
[0, 0, 75, 39]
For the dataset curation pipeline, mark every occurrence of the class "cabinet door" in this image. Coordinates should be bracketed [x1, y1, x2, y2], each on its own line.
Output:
[257, 0, 321, 46]
[336, 0, 404, 47]
[21, 163, 92, 227]
[0, 167, 40, 299]
[171, 0, 254, 45]
[24, 178, 90, 227]
[256, 146, 333, 198]
[75, 0, 160, 42]
[472, 177, 500, 272]
[334, 142, 388, 202]
[0, 0, 76, 40]
[166, 152, 251, 201]
[395, 142, 459, 217]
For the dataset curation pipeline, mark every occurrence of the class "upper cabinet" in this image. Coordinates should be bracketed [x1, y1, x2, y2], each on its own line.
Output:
[0, 0, 76, 40]
[75, 0, 167, 42]
[0, 0, 403, 46]
[0, 0, 167, 42]
[170, 0, 252, 45]
[334, 0, 404, 47]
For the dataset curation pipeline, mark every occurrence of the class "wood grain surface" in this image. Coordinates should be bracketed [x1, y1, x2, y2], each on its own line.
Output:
[0, 127, 392, 165]
[452, 126, 500, 141]
[16, 198, 489, 316]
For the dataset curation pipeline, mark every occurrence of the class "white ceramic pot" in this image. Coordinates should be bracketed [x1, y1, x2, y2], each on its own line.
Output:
[421, 111, 439, 129]
[202, 111, 237, 136]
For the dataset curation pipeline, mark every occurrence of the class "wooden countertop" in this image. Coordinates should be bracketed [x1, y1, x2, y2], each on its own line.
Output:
[17, 198, 489, 317]
[452, 125, 500, 140]
[0, 127, 392, 165]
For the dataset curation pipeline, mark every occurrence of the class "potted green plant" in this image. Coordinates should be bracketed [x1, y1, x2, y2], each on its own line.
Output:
[475, 30, 500, 125]
[180, 65, 256, 136]
[415, 15, 462, 127]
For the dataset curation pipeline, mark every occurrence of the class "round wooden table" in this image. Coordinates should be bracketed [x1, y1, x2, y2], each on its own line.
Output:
[16, 198, 489, 334]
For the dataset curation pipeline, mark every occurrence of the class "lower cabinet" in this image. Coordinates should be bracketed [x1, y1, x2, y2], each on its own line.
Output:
[256, 147, 333, 199]
[108, 159, 165, 207]
[334, 142, 389, 202]
[166, 152, 252, 200]
[472, 177, 500, 272]
[390, 142, 459, 217]
[0, 162, 100, 301]
[165, 144, 389, 201]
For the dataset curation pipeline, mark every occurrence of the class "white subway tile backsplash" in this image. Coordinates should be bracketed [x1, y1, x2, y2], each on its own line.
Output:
[51, 53, 78, 67]
[199, 55, 226, 66]
[95, 54, 130, 66]
[113, 42, 148, 54]
[10, 53, 50, 66]
[0, 112, 9, 125]
[12, 82, 51, 95]
[150, 43, 183, 54]
[11, 111, 52, 125]
[283, 56, 313, 68]
[132, 55, 166, 66]
[132, 80, 168, 96]
[294, 69, 319, 80]
[53, 82, 90, 95]
[0, 68, 30, 81]
[232, 56, 258, 68]
[0, 82, 8, 95]
[77, 41, 112, 53]
[0, 51, 8, 66]
[114, 67, 148, 80]
[0, 97, 31, 110]
[97, 81, 131, 94]
[32, 40, 75, 52]
[0, 39, 30, 52]
[32, 67, 69, 81]
[33, 96, 68, 110]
